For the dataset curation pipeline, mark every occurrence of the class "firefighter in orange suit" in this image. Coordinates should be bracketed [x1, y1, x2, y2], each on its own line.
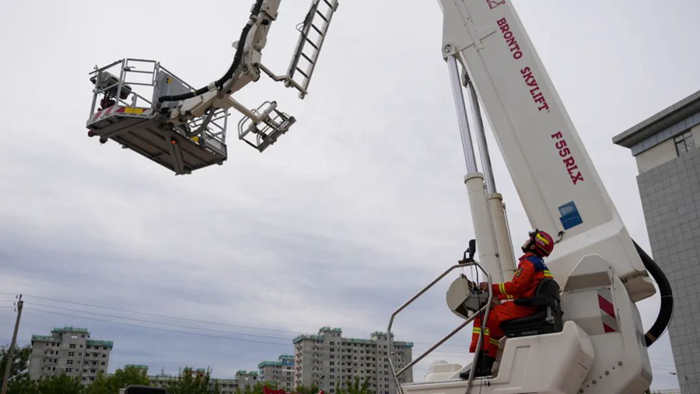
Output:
[461, 229, 556, 378]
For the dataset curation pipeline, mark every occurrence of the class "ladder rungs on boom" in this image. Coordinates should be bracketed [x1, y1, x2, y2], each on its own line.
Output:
[286, 0, 339, 98]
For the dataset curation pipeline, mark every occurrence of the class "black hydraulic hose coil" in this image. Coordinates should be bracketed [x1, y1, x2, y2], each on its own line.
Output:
[633, 241, 673, 347]
[158, 0, 265, 103]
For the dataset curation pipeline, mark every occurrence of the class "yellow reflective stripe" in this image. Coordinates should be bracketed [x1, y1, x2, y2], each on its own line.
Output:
[543, 270, 553, 278]
[124, 107, 144, 114]
[489, 338, 500, 345]
[536, 233, 550, 245]
[499, 283, 513, 298]
[474, 327, 490, 336]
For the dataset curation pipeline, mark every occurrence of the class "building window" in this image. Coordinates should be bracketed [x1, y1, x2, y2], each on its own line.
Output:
[674, 132, 695, 156]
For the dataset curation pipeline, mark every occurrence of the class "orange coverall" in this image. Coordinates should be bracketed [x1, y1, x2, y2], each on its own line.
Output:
[469, 252, 553, 358]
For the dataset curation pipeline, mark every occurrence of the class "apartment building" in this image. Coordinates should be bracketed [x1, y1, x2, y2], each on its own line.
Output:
[293, 327, 413, 394]
[258, 354, 295, 391]
[613, 90, 700, 393]
[29, 327, 112, 385]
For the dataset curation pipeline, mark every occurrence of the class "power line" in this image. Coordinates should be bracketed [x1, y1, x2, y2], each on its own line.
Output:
[12, 292, 304, 336]
[23, 305, 291, 347]
[3, 292, 471, 354]
[25, 300, 297, 342]
[23, 305, 469, 358]
[16, 294, 463, 346]
[18, 304, 470, 357]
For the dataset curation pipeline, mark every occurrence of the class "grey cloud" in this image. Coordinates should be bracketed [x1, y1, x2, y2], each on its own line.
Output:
[1, 0, 698, 390]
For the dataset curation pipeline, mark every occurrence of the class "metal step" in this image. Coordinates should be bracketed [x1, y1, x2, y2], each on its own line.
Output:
[237, 101, 296, 152]
[286, 0, 339, 98]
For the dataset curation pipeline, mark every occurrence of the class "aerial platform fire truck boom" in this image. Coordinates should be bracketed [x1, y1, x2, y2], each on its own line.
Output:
[86, 0, 338, 174]
[384, 1, 673, 393]
[86, 1, 673, 393]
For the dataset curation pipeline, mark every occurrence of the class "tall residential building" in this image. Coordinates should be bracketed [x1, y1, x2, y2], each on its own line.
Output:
[29, 327, 113, 385]
[258, 354, 295, 391]
[293, 327, 413, 394]
[613, 90, 700, 393]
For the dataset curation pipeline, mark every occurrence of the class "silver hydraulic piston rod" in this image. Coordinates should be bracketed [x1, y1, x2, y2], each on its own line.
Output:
[464, 76, 517, 279]
[447, 55, 478, 174]
[465, 80, 496, 194]
[446, 53, 502, 282]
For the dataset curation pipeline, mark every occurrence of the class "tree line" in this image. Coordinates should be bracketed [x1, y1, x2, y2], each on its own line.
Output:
[1, 346, 373, 394]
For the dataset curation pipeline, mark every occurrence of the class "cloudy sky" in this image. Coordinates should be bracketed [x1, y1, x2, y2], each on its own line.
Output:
[1, 0, 697, 390]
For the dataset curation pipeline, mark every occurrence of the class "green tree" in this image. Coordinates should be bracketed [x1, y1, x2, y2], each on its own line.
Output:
[0, 345, 32, 389]
[5, 373, 91, 394]
[85, 365, 150, 394]
[7, 377, 38, 394]
[35, 375, 85, 394]
[167, 367, 219, 394]
[335, 377, 370, 394]
[238, 381, 273, 394]
[294, 384, 320, 394]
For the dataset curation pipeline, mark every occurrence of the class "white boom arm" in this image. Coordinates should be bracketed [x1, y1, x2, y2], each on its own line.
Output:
[398, 1, 659, 393]
[440, 0, 654, 302]
[162, 0, 283, 122]
[159, 0, 338, 152]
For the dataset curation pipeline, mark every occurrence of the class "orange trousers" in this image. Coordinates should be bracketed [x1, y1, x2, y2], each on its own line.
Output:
[469, 302, 536, 358]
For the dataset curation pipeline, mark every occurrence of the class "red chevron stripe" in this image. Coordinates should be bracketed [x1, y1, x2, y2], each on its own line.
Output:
[598, 294, 615, 318]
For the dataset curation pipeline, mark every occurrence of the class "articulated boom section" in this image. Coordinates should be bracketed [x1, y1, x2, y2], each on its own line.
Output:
[439, 0, 654, 301]
[86, 0, 339, 174]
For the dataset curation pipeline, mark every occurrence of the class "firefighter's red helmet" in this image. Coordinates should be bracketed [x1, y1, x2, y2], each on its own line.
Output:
[523, 229, 555, 256]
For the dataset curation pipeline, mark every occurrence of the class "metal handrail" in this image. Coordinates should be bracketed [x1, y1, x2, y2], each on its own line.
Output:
[87, 56, 232, 164]
[387, 261, 492, 394]
[464, 269, 493, 394]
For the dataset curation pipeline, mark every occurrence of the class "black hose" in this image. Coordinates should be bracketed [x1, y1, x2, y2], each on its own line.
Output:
[250, 0, 264, 15]
[633, 241, 673, 347]
[158, 0, 265, 103]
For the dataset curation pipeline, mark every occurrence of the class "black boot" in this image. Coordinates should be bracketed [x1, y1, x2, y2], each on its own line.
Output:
[459, 353, 496, 379]
[474, 354, 495, 377]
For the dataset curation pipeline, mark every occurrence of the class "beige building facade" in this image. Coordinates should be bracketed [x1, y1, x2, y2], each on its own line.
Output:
[259, 354, 295, 391]
[29, 327, 112, 385]
[293, 327, 413, 394]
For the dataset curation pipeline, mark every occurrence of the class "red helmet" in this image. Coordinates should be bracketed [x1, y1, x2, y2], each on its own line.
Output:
[522, 229, 555, 256]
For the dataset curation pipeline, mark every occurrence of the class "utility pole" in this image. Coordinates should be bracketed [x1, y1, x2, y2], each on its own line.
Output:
[1, 294, 23, 394]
